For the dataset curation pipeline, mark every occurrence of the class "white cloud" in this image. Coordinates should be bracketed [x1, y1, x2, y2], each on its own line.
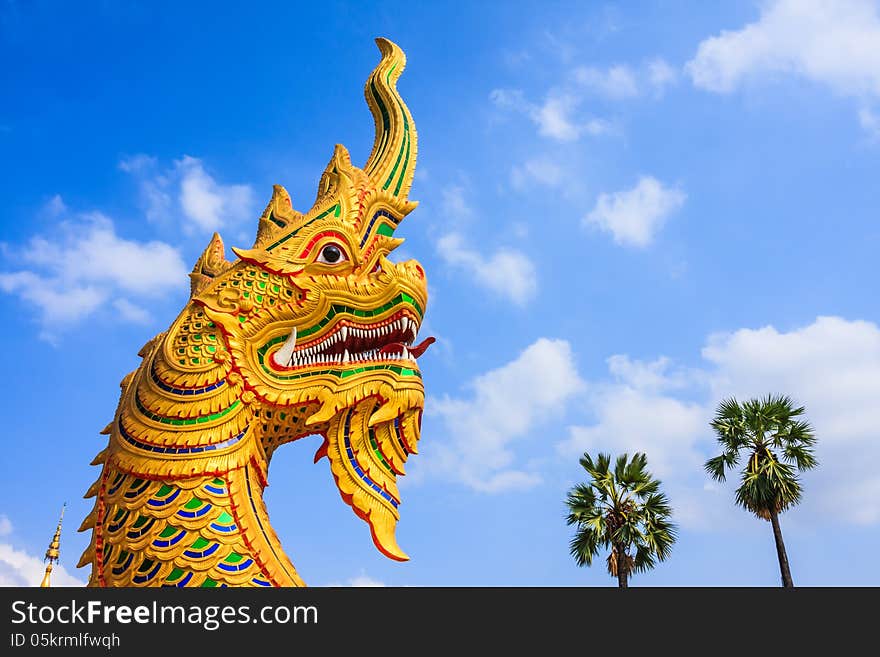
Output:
[647, 59, 679, 94]
[584, 176, 686, 247]
[441, 185, 473, 219]
[490, 88, 613, 141]
[558, 316, 880, 529]
[119, 155, 172, 223]
[121, 154, 256, 233]
[0, 271, 105, 334]
[858, 107, 880, 138]
[348, 574, 385, 587]
[574, 64, 640, 99]
[436, 232, 537, 306]
[687, 0, 880, 102]
[607, 354, 695, 392]
[561, 387, 707, 480]
[572, 59, 679, 99]
[511, 157, 564, 189]
[326, 572, 387, 587]
[422, 338, 584, 493]
[113, 298, 152, 324]
[0, 205, 187, 336]
[45, 194, 67, 218]
[177, 156, 255, 232]
[20, 213, 186, 296]
[491, 55, 677, 143]
[118, 154, 157, 174]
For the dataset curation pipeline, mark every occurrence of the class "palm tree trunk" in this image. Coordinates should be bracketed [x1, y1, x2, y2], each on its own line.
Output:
[615, 545, 628, 588]
[768, 509, 793, 587]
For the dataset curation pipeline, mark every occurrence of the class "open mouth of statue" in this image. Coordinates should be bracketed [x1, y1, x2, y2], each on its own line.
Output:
[271, 310, 435, 369]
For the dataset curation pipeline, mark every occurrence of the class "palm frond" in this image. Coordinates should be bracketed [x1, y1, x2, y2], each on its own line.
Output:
[710, 394, 816, 519]
[569, 527, 601, 567]
[632, 543, 657, 573]
[565, 451, 677, 584]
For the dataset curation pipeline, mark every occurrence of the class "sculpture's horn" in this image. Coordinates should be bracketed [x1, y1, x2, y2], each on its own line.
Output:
[363, 38, 418, 201]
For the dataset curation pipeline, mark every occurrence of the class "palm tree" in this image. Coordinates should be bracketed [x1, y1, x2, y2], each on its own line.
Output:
[705, 394, 817, 587]
[565, 452, 676, 588]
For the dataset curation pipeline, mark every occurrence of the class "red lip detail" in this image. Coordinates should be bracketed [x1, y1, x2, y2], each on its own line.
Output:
[378, 336, 435, 359]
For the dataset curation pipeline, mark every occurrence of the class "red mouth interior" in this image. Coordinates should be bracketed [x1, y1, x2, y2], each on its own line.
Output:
[380, 336, 436, 358]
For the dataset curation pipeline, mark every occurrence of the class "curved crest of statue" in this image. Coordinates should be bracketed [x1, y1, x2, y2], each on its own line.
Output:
[78, 38, 432, 587]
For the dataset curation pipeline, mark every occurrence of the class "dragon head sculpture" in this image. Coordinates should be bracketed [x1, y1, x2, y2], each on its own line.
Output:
[194, 38, 429, 561]
[80, 38, 431, 586]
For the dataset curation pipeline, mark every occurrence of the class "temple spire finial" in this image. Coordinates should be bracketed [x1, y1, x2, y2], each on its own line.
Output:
[40, 503, 65, 588]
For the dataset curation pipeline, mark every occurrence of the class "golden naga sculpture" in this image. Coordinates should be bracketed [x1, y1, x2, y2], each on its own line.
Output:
[78, 38, 433, 587]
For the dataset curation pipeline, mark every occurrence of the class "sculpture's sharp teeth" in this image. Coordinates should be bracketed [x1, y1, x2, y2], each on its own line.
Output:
[340, 325, 349, 342]
[272, 327, 297, 367]
[342, 349, 350, 363]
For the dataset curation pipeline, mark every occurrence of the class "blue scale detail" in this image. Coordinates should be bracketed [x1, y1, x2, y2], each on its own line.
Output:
[107, 476, 127, 496]
[107, 512, 130, 533]
[152, 530, 187, 549]
[151, 368, 226, 396]
[204, 484, 226, 495]
[124, 481, 150, 499]
[133, 562, 161, 584]
[252, 577, 272, 587]
[111, 552, 133, 576]
[359, 209, 399, 248]
[343, 410, 399, 508]
[218, 558, 254, 573]
[209, 522, 238, 533]
[119, 422, 247, 455]
[147, 488, 181, 508]
[183, 542, 220, 559]
[162, 571, 194, 588]
[177, 503, 212, 519]
[126, 519, 156, 540]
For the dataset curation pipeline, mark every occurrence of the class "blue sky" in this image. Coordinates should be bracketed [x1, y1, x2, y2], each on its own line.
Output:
[1, 0, 878, 586]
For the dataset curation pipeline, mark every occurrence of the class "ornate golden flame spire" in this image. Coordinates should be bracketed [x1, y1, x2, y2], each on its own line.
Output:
[40, 504, 65, 588]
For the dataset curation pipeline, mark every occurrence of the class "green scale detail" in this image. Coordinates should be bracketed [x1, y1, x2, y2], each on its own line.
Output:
[158, 526, 179, 539]
[369, 428, 394, 474]
[184, 497, 205, 510]
[132, 515, 150, 529]
[190, 537, 211, 550]
[135, 394, 240, 426]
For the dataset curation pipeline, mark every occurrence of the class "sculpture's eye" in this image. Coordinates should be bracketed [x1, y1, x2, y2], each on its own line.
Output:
[316, 243, 348, 265]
